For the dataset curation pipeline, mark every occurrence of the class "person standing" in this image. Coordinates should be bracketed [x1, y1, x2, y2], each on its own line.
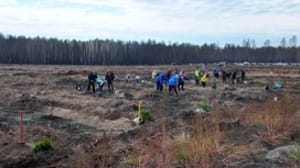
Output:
[105, 71, 115, 93]
[152, 70, 157, 81]
[194, 67, 200, 85]
[221, 70, 227, 83]
[178, 70, 185, 90]
[231, 70, 237, 84]
[213, 68, 219, 79]
[87, 72, 97, 93]
[241, 70, 246, 83]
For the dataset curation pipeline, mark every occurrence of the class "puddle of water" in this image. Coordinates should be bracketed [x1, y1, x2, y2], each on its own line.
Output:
[14, 114, 33, 121]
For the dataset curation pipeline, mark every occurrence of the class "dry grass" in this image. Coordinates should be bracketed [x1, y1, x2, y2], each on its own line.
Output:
[0, 90, 16, 106]
[173, 116, 223, 167]
[76, 150, 94, 168]
[124, 116, 224, 167]
[243, 94, 299, 143]
[128, 95, 299, 167]
[219, 142, 269, 167]
[76, 136, 115, 168]
[126, 120, 176, 168]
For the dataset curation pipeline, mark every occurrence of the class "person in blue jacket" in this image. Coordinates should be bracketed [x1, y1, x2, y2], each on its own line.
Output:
[213, 68, 219, 79]
[96, 76, 105, 92]
[168, 70, 178, 96]
[156, 72, 166, 91]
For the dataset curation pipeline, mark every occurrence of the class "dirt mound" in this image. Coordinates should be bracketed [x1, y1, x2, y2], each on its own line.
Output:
[40, 114, 96, 135]
[10, 93, 44, 111]
[56, 70, 82, 76]
[134, 90, 162, 100]
[55, 77, 81, 87]
[12, 72, 38, 78]
[220, 90, 267, 102]
[116, 92, 134, 100]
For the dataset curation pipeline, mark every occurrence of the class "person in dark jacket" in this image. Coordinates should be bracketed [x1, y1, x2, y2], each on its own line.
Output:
[166, 69, 172, 81]
[221, 70, 227, 83]
[241, 70, 246, 83]
[227, 71, 232, 81]
[231, 71, 237, 84]
[213, 68, 219, 79]
[178, 70, 186, 90]
[155, 72, 166, 91]
[87, 72, 97, 93]
[105, 71, 115, 93]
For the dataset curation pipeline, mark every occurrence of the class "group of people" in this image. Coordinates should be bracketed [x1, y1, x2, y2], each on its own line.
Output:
[125, 74, 141, 85]
[194, 67, 210, 87]
[220, 69, 246, 84]
[154, 67, 246, 96]
[154, 69, 188, 96]
[195, 67, 246, 86]
[85, 71, 115, 93]
[82, 66, 246, 96]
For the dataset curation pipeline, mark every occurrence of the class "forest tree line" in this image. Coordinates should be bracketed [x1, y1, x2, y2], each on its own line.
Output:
[0, 33, 299, 65]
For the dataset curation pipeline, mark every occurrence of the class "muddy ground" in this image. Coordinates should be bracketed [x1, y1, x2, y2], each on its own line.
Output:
[0, 64, 300, 168]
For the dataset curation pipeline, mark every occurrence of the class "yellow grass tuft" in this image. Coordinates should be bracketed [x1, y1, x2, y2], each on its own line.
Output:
[174, 116, 223, 167]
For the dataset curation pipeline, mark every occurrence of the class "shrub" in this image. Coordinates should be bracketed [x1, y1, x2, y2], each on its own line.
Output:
[32, 137, 54, 154]
[195, 102, 212, 112]
[140, 108, 153, 121]
[175, 151, 186, 164]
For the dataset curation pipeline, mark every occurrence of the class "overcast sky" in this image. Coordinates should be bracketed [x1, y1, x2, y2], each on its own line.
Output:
[1, 0, 300, 46]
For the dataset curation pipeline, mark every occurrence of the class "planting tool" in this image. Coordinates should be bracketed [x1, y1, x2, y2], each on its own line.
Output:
[133, 101, 143, 124]
[19, 111, 24, 144]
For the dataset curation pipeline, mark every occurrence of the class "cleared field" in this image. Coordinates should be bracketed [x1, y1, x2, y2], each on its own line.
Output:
[0, 64, 300, 167]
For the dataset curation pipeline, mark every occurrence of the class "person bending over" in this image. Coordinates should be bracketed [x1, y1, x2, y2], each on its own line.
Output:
[200, 74, 209, 88]
[96, 76, 105, 92]
[168, 71, 178, 96]
[156, 72, 166, 91]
